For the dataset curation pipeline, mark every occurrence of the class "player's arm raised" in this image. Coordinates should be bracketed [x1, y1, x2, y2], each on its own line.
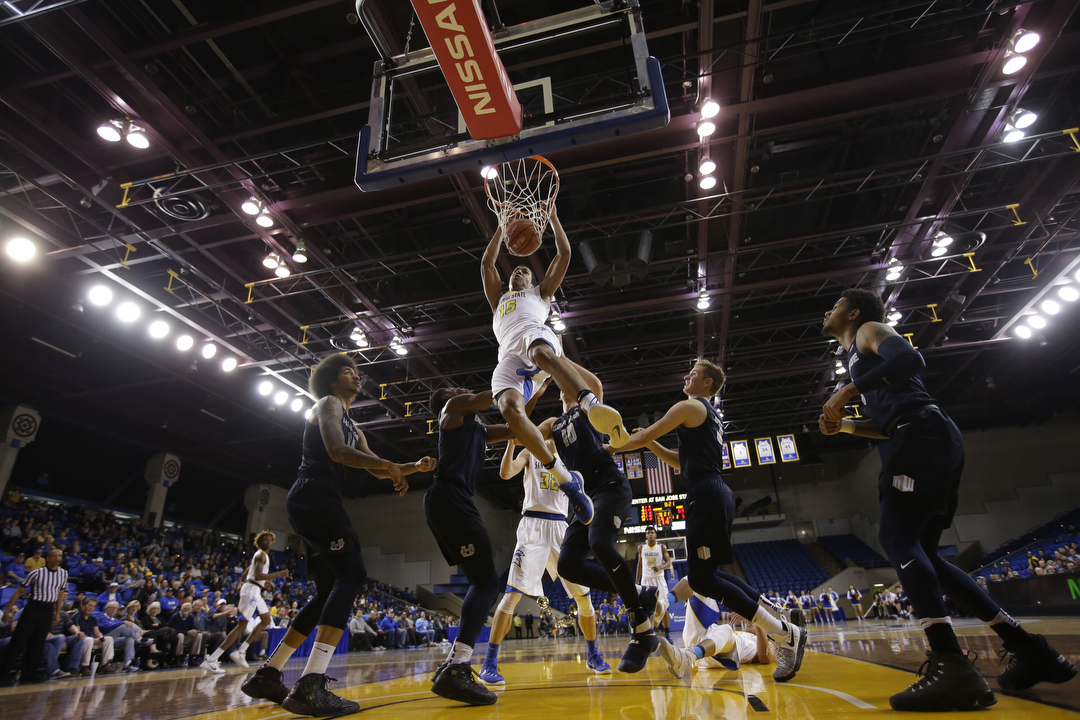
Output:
[823, 322, 924, 422]
[444, 390, 496, 418]
[356, 428, 437, 482]
[538, 205, 570, 302]
[617, 399, 706, 454]
[481, 226, 505, 311]
[500, 441, 530, 480]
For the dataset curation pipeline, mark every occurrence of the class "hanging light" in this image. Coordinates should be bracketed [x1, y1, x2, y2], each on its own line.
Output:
[5, 237, 36, 262]
[551, 312, 566, 332]
[697, 290, 710, 310]
[1003, 127, 1026, 143]
[696, 118, 716, 137]
[1041, 299, 1060, 315]
[258, 381, 273, 396]
[304, 408, 313, 420]
[274, 391, 288, 405]
[835, 362, 847, 376]
[274, 264, 290, 278]
[700, 98, 720, 119]
[698, 157, 716, 175]
[241, 197, 263, 215]
[1026, 315, 1046, 329]
[1013, 325, 1032, 339]
[292, 241, 308, 264]
[699, 175, 717, 190]
[389, 337, 408, 356]
[255, 211, 274, 228]
[1002, 53, 1027, 75]
[96, 121, 123, 142]
[1009, 108, 1037, 129]
[350, 327, 368, 348]
[148, 320, 170, 339]
[932, 232, 953, 248]
[221, 357, 238, 372]
[263, 252, 280, 269]
[888, 310, 903, 322]
[1010, 29, 1040, 53]
[201, 343, 218, 359]
[116, 302, 140, 322]
[290, 398, 303, 413]
[480, 166, 499, 180]
[931, 246, 948, 257]
[96, 118, 150, 148]
[176, 335, 194, 351]
[1058, 286, 1079, 302]
[126, 128, 150, 149]
[88, 285, 113, 306]
[887, 317, 899, 327]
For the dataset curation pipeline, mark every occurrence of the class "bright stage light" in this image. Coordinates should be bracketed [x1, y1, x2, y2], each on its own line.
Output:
[116, 302, 140, 322]
[176, 335, 194, 351]
[149, 321, 169, 339]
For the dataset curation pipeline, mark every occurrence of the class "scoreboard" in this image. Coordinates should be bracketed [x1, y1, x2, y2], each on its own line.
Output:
[626, 494, 687, 534]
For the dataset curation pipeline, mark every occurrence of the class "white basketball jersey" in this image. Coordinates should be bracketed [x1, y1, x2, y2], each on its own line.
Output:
[522, 453, 568, 516]
[246, 551, 269, 589]
[684, 594, 758, 665]
[641, 543, 664, 578]
[493, 286, 550, 359]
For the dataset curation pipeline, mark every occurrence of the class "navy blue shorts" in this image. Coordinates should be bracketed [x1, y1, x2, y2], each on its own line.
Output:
[287, 475, 362, 556]
[566, 474, 632, 532]
[685, 476, 736, 565]
[877, 408, 963, 524]
[424, 482, 495, 580]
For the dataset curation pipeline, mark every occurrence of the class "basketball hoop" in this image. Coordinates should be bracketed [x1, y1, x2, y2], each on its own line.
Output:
[484, 155, 560, 251]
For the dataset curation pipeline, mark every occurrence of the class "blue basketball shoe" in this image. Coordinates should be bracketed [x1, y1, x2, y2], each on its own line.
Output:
[559, 472, 594, 526]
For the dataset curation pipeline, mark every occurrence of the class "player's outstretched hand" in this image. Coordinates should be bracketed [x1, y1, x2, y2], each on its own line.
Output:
[822, 386, 854, 422]
[388, 463, 409, 496]
[818, 413, 841, 435]
[416, 456, 438, 472]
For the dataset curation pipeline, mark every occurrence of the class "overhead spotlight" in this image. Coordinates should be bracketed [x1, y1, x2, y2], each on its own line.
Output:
[201, 343, 217, 359]
[116, 302, 140, 322]
[696, 118, 716, 137]
[241, 197, 263, 215]
[1010, 29, 1040, 53]
[274, 264, 290, 278]
[221, 357, 237, 372]
[480, 166, 498, 180]
[697, 290, 710, 310]
[932, 232, 953, 248]
[176, 335, 194, 351]
[699, 175, 717, 190]
[886, 267, 903, 281]
[835, 362, 847, 376]
[1026, 314, 1046, 329]
[88, 285, 113, 306]
[292, 241, 308, 264]
[1013, 325, 1032, 339]
[931, 246, 948, 257]
[888, 310, 903, 322]
[551, 312, 566, 332]
[700, 98, 720, 119]
[126, 128, 150, 149]
[148, 320, 170, 339]
[390, 336, 408, 356]
[1058, 286, 1079, 302]
[1041, 299, 1060, 315]
[1002, 53, 1027, 75]
[350, 327, 368, 348]
[255, 212, 274, 228]
[274, 390, 288, 405]
[1009, 108, 1037, 129]
[290, 398, 303, 413]
[887, 317, 899, 327]
[698, 157, 716, 175]
[1003, 127, 1026, 143]
[258, 381, 273, 396]
[96, 121, 122, 142]
[262, 252, 280, 269]
[5, 237, 36, 262]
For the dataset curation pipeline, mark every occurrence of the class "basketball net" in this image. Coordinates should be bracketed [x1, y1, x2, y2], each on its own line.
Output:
[484, 155, 560, 242]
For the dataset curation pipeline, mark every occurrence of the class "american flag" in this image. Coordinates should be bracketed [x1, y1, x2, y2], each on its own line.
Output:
[643, 451, 672, 495]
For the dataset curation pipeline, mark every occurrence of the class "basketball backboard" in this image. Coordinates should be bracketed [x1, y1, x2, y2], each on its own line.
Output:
[355, 0, 669, 191]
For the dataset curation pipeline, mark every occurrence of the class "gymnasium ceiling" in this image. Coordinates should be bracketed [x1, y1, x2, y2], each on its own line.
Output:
[1, 0, 1079, 514]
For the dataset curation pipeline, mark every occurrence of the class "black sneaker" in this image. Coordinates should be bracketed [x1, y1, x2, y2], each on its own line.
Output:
[997, 634, 1078, 691]
[637, 586, 659, 624]
[617, 630, 659, 673]
[431, 663, 497, 706]
[889, 652, 996, 712]
[430, 659, 450, 683]
[281, 673, 360, 717]
[242, 665, 290, 705]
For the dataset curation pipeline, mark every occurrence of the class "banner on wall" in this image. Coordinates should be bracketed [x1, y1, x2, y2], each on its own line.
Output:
[778, 434, 799, 462]
[730, 440, 751, 468]
[624, 452, 643, 480]
[614, 454, 625, 473]
[722, 443, 731, 470]
[754, 437, 776, 465]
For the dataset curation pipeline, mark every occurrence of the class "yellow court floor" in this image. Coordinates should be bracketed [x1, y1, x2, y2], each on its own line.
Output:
[2, 617, 1078, 719]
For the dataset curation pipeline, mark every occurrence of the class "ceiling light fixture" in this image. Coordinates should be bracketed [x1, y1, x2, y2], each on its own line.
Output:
[274, 264, 290, 278]
[480, 166, 498, 180]
[931, 246, 948, 257]
[96, 122, 122, 142]
[888, 310, 903, 322]
[698, 157, 716, 175]
[274, 390, 288, 405]
[258, 381, 273, 396]
[1026, 314, 1046, 329]
[696, 118, 716, 137]
[1010, 29, 1040, 53]
[390, 336, 408, 356]
[116, 302, 140, 322]
[1003, 127, 1026, 143]
[700, 98, 720, 119]
[5, 237, 36, 262]
[221, 357, 237, 372]
[835, 362, 847, 376]
[697, 290, 710, 310]
[1013, 325, 1032, 339]
[1009, 108, 1037, 129]
[201, 343, 218, 359]
[148, 320, 170, 339]
[1058, 286, 1079, 302]
[699, 175, 717, 190]
[255, 211, 274, 228]
[292, 241, 308, 264]
[350, 327, 368, 347]
[176, 335, 194, 351]
[241, 197, 263, 215]
[932, 232, 953, 248]
[290, 398, 303, 413]
[1001, 53, 1027, 75]
[551, 312, 566, 332]
[97, 118, 150, 148]
[88, 285, 113, 306]
[262, 252, 280, 269]
[1041, 299, 1060, 315]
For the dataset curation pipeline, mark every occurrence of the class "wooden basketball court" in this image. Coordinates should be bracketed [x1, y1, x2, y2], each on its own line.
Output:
[3, 618, 1076, 719]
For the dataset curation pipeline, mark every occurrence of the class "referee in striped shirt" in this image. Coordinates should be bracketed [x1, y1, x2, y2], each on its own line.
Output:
[1, 548, 68, 685]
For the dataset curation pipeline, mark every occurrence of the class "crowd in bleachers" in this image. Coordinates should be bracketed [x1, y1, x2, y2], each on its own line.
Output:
[973, 508, 1079, 583]
[0, 490, 457, 685]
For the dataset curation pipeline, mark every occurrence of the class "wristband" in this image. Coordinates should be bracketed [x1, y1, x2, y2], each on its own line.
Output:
[839, 418, 856, 434]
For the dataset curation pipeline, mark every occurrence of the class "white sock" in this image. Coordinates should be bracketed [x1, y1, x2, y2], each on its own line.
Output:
[237, 641, 249, 654]
[579, 391, 599, 413]
[302, 642, 335, 677]
[752, 606, 785, 637]
[548, 456, 574, 486]
[448, 641, 473, 665]
[267, 640, 298, 671]
[208, 648, 223, 661]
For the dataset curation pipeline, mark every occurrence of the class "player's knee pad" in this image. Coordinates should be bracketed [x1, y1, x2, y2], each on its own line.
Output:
[497, 592, 521, 615]
[575, 597, 595, 618]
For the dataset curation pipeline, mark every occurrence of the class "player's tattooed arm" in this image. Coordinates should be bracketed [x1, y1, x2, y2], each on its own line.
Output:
[855, 321, 902, 356]
[500, 441, 529, 480]
[538, 204, 570, 302]
[481, 226, 505, 311]
[817, 413, 888, 439]
[317, 398, 407, 490]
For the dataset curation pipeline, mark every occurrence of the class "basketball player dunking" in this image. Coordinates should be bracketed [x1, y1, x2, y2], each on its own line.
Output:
[482, 203, 628, 527]
[636, 527, 672, 640]
[615, 360, 807, 683]
[820, 289, 1076, 710]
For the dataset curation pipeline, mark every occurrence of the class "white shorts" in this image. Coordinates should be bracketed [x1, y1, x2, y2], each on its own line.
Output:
[640, 572, 668, 595]
[696, 625, 760, 670]
[492, 325, 562, 400]
[239, 583, 269, 621]
[506, 515, 588, 599]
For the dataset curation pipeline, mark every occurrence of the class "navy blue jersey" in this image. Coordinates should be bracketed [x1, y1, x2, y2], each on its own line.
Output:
[551, 406, 623, 493]
[846, 344, 934, 432]
[297, 399, 359, 491]
[433, 414, 487, 495]
[675, 397, 725, 484]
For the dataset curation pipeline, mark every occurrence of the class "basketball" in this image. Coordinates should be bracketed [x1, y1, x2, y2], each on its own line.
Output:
[504, 217, 542, 257]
